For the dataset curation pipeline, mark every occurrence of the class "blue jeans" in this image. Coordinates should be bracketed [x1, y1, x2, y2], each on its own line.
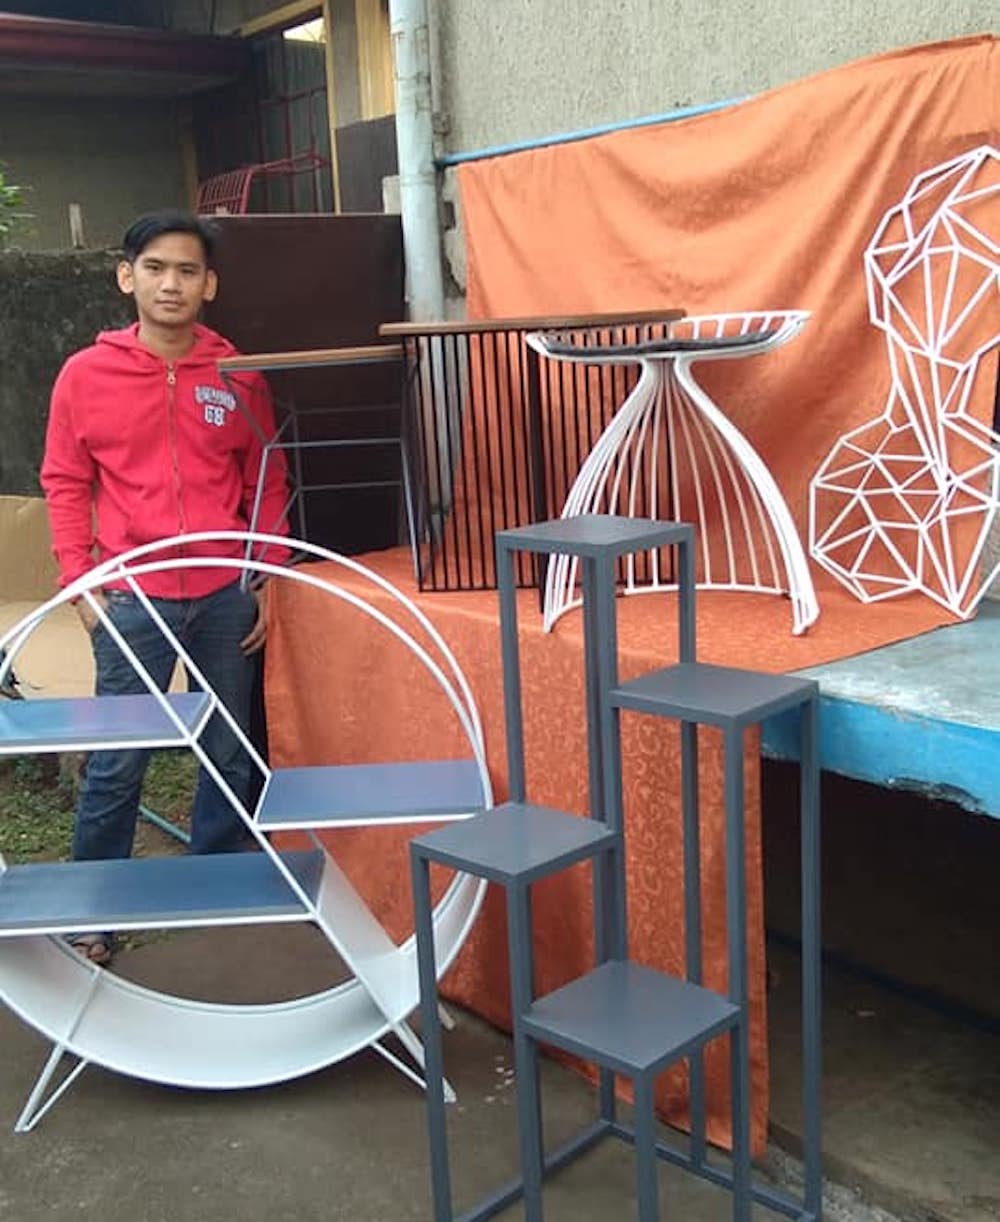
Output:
[74, 580, 260, 860]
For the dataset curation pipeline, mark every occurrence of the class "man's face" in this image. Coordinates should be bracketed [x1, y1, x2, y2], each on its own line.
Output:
[117, 232, 217, 330]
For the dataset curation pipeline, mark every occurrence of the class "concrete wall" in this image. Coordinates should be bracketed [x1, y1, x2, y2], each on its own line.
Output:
[330, 0, 364, 127]
[430, 1, 996, 155]
[0, 251, 132, 497]
[0, 97, 188, 253]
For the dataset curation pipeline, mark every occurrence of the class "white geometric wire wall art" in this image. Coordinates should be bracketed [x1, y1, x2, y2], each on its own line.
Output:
[0, 532, 491, 1131]
[526, 311, 820, 635]
[810, 145, 1000, 617]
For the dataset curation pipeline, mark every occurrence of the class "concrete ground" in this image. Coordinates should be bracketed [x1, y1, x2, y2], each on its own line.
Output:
[0, 923, 907, 1222]
[768, 942, 999, 1222]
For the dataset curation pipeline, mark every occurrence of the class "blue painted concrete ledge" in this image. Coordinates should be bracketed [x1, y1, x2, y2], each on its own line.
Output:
[763, 602, 1000, 818]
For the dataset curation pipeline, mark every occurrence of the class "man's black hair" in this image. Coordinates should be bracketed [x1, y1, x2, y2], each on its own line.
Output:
[121, 210, 218, 265]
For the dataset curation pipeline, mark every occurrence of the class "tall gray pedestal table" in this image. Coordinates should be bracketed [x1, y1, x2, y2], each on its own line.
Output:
[411, 514, 822, 1220]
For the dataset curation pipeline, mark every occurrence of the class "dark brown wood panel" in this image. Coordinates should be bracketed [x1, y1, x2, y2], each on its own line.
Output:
[204, 214, 405, 557]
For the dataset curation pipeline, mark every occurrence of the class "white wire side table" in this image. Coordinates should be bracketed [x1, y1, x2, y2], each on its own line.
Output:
[526, 312, 819, 635]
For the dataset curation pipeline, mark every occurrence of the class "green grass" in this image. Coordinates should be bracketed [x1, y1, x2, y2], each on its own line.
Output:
[0, 757, 75, 862]
[142, 749, 198, 825]
[0, 751, 198, 864]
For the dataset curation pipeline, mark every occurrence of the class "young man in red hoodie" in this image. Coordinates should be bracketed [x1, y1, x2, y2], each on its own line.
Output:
[41, 210, 289, 963]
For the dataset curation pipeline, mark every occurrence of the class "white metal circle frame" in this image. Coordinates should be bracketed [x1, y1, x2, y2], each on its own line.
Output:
[0, 532, 492, 1130]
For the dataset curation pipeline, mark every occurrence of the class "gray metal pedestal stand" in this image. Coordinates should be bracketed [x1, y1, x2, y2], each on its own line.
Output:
[410, 514, 822, 1221]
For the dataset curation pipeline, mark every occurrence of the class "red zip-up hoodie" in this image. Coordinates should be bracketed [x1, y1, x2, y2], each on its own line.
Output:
[41, 323, 290, 598]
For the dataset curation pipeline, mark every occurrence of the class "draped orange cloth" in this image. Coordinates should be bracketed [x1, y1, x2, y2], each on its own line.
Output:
[264, 553, 945, 1154]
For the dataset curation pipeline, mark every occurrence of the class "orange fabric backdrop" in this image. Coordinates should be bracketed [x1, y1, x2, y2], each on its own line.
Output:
[460, 36, 999, 551]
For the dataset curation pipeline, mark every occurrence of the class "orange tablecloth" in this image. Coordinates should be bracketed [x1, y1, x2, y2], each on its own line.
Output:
[264, 546, 946, 1153]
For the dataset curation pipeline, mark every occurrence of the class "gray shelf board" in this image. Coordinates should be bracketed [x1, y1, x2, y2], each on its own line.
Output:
[411, 802, 618, 884]
[497, 515, 692, 558]
[0, 692, 211, 753]
[256, 760, 486, 829]
[612, 662, 816, 727]
[522, 959, 740, 1076]
[0, 849, 324, 935]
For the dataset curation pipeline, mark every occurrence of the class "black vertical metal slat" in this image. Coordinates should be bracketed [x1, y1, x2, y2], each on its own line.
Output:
[403, 347, 430, 586]
[445, 333, 473, 591]
[510, 332, 533, 590]
[440, 333, 459, 590]
[538, 356, 555, 525]
[626, 323, 652, 587]
[467, 332, 491, 590]
[425, 338, 451, 592]
[585, 332, 600, 473]
[524, 339, 549, 602]
[661, 323, 678, 588]
[434, 333, 456, 589]
[510, 332, 532, 588]
[640, 320, 660, 586]
[566, 350, 582, 519]
[410, 338, 434, 589]
[611, 327, 635, 586]
[544, 358, 561, 523]
[476, 331, 498, 588]
[478, 332, 506, 590]
[493, 332, 516, 583]
[446, 333, 465, 589]
[596, 334, 617, 590]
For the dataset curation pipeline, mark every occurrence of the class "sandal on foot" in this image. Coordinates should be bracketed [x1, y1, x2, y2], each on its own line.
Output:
[67, 933, 114, 966]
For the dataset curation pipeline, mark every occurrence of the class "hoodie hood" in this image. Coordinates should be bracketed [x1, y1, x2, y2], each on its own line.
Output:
[95, 322, 238, 365]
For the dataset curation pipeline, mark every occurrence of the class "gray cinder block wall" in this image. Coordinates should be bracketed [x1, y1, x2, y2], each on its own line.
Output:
[428, 1, 995, 154]
[427, 2, 995, 301]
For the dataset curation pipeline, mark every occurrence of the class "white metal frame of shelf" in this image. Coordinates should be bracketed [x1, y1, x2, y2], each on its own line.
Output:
[0, 531, 492, 1132]
[526, 311, 820, 636]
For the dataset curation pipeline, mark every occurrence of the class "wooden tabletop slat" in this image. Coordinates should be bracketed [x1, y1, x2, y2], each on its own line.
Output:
[378, 308, 685, 338]
[218, 343, 404, 372]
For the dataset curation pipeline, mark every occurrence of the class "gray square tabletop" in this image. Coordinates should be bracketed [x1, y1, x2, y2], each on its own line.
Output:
[612, 662, 817, 727]
[496, 515, 693, 558]
[411, 802, 619, 885]
[522, 959, 740, 1075]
